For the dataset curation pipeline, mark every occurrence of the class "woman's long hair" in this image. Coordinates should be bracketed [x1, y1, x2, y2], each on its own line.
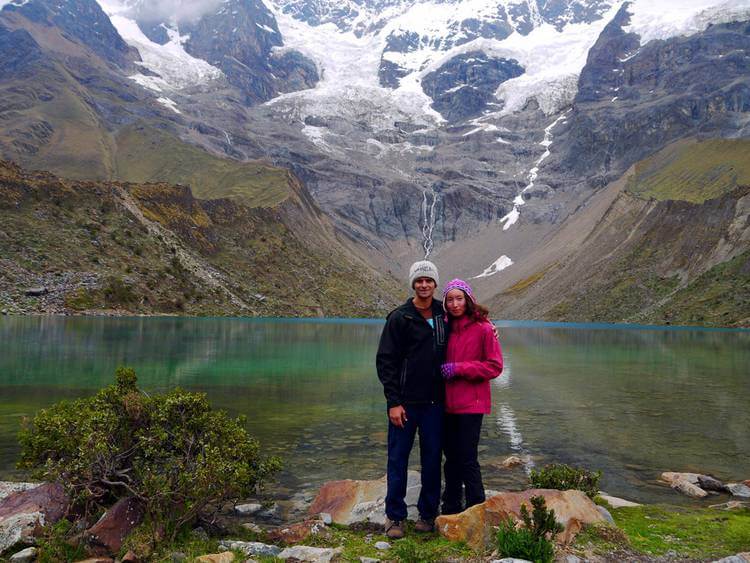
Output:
[447, 289, 490, 323]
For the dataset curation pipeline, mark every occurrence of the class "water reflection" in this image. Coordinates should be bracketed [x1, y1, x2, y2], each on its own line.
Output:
[0, 317, 748, 503]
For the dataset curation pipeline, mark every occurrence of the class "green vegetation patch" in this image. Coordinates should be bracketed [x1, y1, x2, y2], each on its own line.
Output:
[529, 464, 602, 499]
[114, 126, 290, 207]
[626, 138, 750, 203]
[611, 504, 750, 559]
[646, 249, 750, 328]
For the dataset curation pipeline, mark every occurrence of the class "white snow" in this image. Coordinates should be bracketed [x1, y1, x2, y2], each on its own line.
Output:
[624, 0, 750, 45]
[0, 0, 30, 9]
[500, 112, 568, 230]
[95, 1, 223, 92]
[473, 255, 514, 279]
[156, 96, 181, 114]
[256, 22, 277, 33]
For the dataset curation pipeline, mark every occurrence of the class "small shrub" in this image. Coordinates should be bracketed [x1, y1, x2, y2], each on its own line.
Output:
[102, 276, 138, 305]
[529, 463, 602, 498]
[391, 538, 437, 563]
[18, 367, 280, 542]
[496, 496, 563, 563]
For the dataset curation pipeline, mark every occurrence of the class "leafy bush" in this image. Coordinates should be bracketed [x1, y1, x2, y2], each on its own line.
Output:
[529, 463, 602, 498]
[391, 538, 437, 563]
[496, 496, 563, 563]
[18, 367, 280, 540]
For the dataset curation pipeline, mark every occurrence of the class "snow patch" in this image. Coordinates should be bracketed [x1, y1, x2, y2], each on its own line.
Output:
[156, 96, 181, 114]
[473, 255, 514, 279]
[500, 112, 567, 230]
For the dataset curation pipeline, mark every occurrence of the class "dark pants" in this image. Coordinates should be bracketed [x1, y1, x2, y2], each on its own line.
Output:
[442, 413, 485, 514]
[385, 403, 443, 521]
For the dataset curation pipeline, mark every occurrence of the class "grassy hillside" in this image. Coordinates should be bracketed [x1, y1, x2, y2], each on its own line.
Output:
[0, 160, 399, 317]
[114, 126, 290, 207]
[626, 138, 750, 203]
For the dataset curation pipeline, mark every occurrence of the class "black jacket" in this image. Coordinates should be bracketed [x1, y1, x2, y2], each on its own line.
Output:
[376, 298, 448, 408]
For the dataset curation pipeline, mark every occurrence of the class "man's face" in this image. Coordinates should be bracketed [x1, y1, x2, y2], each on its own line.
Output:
[413, 277, 436, 299]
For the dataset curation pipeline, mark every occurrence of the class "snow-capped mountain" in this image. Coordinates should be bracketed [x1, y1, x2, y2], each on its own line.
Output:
[2, 0, 749, 290]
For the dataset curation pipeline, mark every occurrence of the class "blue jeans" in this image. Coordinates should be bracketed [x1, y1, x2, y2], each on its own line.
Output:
[385, 403, 443, 521]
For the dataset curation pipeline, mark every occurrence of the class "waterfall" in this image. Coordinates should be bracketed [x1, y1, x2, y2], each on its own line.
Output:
[420, 187, 438, 259]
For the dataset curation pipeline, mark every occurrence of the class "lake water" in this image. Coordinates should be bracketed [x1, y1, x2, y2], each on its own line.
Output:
[1, 316, 748, 507]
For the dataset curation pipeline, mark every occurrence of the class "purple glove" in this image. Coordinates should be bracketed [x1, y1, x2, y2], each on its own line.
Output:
[441, 363, 457, 380]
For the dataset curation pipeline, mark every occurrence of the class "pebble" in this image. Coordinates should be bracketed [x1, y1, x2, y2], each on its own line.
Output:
[235, 503, 263, 515]
[359, 558, 380, 563]
[374, 541, 390, 550]
[319, 512, 332, 525]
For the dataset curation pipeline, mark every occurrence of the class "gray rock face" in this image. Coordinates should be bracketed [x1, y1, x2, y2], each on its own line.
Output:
[1, 0, 139, 68]
[559, 13, 750, 182]
[422, 52, 525, 122]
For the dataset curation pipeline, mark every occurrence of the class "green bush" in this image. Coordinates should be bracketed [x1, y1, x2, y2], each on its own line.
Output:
[391, 538, 437, 563]
[18, 367, 280, 541]
[529, 463, 602, 498]
[496, 496, 563, 563]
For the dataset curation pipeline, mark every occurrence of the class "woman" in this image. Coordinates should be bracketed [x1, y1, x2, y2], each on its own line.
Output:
[440, 279, 503, 514]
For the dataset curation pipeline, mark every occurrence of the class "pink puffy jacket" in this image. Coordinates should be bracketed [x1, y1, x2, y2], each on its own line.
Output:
[444, 316, 503, 414]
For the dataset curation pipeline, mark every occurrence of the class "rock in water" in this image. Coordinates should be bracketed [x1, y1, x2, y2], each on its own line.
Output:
[698, 475, 727, 492]
[435, 489, 608, 550]
[671, 479, 708, 499]
[660, 472, 701, 485]
[727, 483, 750, 498]
[500, 456, 524, 468]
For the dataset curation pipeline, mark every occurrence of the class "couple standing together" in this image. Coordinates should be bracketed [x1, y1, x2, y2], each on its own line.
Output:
[376, 260, 504, 539]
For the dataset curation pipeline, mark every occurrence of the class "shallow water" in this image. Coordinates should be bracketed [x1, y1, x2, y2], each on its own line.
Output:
[1, 316, 748, 504]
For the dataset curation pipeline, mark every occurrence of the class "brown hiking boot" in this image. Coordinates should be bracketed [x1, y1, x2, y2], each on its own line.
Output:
[385, 518, 405, 539]
[414, 517, 435, 533]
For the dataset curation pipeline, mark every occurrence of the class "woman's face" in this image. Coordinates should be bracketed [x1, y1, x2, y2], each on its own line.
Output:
[445, 288, 467, 318]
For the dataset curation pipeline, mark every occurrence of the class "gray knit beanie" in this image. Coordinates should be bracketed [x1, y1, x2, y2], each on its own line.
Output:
[408, 260, 439, 289]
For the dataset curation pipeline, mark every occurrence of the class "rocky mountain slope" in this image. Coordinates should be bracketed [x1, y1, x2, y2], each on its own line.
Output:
[489, 138, 750, 327]
[1, 0, 750, 324]
[0, 159, 400, 317]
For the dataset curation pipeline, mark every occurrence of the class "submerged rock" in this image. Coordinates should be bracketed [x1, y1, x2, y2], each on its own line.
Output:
[500, 455, 524, 468]
[660, 472, 701, 485]
[698, 475, 727, 492]
[435, 489, 608, 550]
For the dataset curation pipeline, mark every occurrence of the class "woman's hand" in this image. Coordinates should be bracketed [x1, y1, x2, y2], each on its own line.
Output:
[441, 363, 457, 380]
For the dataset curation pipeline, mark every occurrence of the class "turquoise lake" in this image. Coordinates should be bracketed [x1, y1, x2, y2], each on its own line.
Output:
[1, 316, 748, 505]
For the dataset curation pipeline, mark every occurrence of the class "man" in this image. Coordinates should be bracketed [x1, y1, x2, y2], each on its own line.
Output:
[376, 260, 447, 539]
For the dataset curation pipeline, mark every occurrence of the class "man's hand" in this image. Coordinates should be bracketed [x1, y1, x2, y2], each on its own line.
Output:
[388, 405, 408, 428]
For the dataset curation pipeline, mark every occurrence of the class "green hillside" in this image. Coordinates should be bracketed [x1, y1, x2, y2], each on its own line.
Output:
[626, 138, 750, 203]
[114, 126, 290, 207]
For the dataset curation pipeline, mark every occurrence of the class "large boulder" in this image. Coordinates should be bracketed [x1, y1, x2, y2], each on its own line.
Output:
[435, 489, 608, 550]
[0, 483, 68, 554]
[84, 497, 145, 555]
[0, 484, 40, 503]
[309, 471, 420, 526]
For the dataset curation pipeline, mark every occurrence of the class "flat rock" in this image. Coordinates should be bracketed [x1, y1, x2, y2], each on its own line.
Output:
[491, 559, 533, 563]
[727, 483, 750, 498]
[359, 558, 379, 563]
[9, 546, 37, 562]
[219, 540, 280, 557]
[373, 541, 390, 550]
[267, 518, 326, 544]
[85, 497, 144, 555]
[660, 472, 701, 485]
[436, 489, 608, 550]
[671, 479, 708, 499]
[598, 493, 641, 508]
[0, 483, 68, 554]
[309, 471, 420, 525]
[195, 553, 235, 563]
[277, 546, 342, 562]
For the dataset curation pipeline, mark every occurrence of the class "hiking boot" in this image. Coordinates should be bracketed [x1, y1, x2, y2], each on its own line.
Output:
[414, 517, 435, 533]
[384, 518, 405, 539]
